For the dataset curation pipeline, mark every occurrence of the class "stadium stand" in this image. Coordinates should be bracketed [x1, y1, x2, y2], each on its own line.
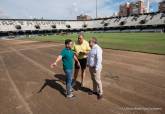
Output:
[0, 12, 165, 36]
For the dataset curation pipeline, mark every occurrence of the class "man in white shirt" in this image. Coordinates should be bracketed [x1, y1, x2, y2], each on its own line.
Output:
[87, 37, 103, 100]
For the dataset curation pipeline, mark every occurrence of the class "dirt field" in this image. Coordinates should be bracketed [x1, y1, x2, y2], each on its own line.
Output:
[0, 39, 165, 114]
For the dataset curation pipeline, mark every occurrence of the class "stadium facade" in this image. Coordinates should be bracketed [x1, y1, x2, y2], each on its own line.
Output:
[0, 12, 165, 37]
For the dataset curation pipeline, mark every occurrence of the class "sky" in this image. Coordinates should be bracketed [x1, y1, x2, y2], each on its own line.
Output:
[0, 0, 163, 19]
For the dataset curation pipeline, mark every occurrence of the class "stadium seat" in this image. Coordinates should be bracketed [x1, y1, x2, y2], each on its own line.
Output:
[0, 12, 165, 35]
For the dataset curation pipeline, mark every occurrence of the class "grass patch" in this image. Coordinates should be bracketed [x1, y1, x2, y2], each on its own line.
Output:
[22, 32, 165, 55]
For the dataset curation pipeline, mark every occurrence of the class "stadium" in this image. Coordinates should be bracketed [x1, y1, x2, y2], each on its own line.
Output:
[0, 12, 165, 36]
[0, 0, 165, 114]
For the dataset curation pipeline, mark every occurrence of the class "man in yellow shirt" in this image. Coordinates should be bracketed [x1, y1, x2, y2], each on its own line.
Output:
[72, 33, 91, 87]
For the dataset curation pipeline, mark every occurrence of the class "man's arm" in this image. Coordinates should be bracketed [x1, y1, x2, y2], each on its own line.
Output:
[50, 55, 62, 68]
[74, 55, 81, 67]
[74, 55, 79, 62]
[95, 48, 102, 71]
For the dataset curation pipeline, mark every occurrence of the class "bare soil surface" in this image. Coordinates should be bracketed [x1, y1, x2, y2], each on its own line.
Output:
[0, 39, 165, 114]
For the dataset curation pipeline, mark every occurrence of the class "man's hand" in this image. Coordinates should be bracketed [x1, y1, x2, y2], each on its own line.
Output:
[74, 52, 79, 57]
[77, 62, 81, 68]
[50, 62, 57, 69]
[79, 52, 86, 55]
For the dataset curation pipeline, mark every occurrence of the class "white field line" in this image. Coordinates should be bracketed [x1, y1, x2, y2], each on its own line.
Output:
[9, 47, 56, 75]
[0, 44, 64, 54]
[0, 56, 33, 114]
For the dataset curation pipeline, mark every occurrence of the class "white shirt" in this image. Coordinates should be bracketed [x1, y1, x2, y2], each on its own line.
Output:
[87, 44, 103, 70]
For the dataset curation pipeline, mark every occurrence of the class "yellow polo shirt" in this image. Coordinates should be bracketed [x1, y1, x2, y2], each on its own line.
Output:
[73, 40, 91, 59]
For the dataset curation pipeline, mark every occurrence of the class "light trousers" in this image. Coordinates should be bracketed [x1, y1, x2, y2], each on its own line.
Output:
[89, 67, 103, 95]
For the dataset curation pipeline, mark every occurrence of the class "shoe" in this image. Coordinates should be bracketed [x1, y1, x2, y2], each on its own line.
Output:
[66, 94, 76, 99]
[70, 88, 74, 92]
[88, 91, 98, 95]
[97, 94, 103, 100]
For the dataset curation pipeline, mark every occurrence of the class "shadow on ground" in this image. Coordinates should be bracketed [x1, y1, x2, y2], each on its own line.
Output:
[54, 74, 91, 93]
[37, 74, 66, 97]
[37, 74, 91, 97]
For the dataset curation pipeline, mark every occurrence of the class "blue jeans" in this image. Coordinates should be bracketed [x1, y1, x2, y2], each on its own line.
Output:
[64, 69, 73, 95]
